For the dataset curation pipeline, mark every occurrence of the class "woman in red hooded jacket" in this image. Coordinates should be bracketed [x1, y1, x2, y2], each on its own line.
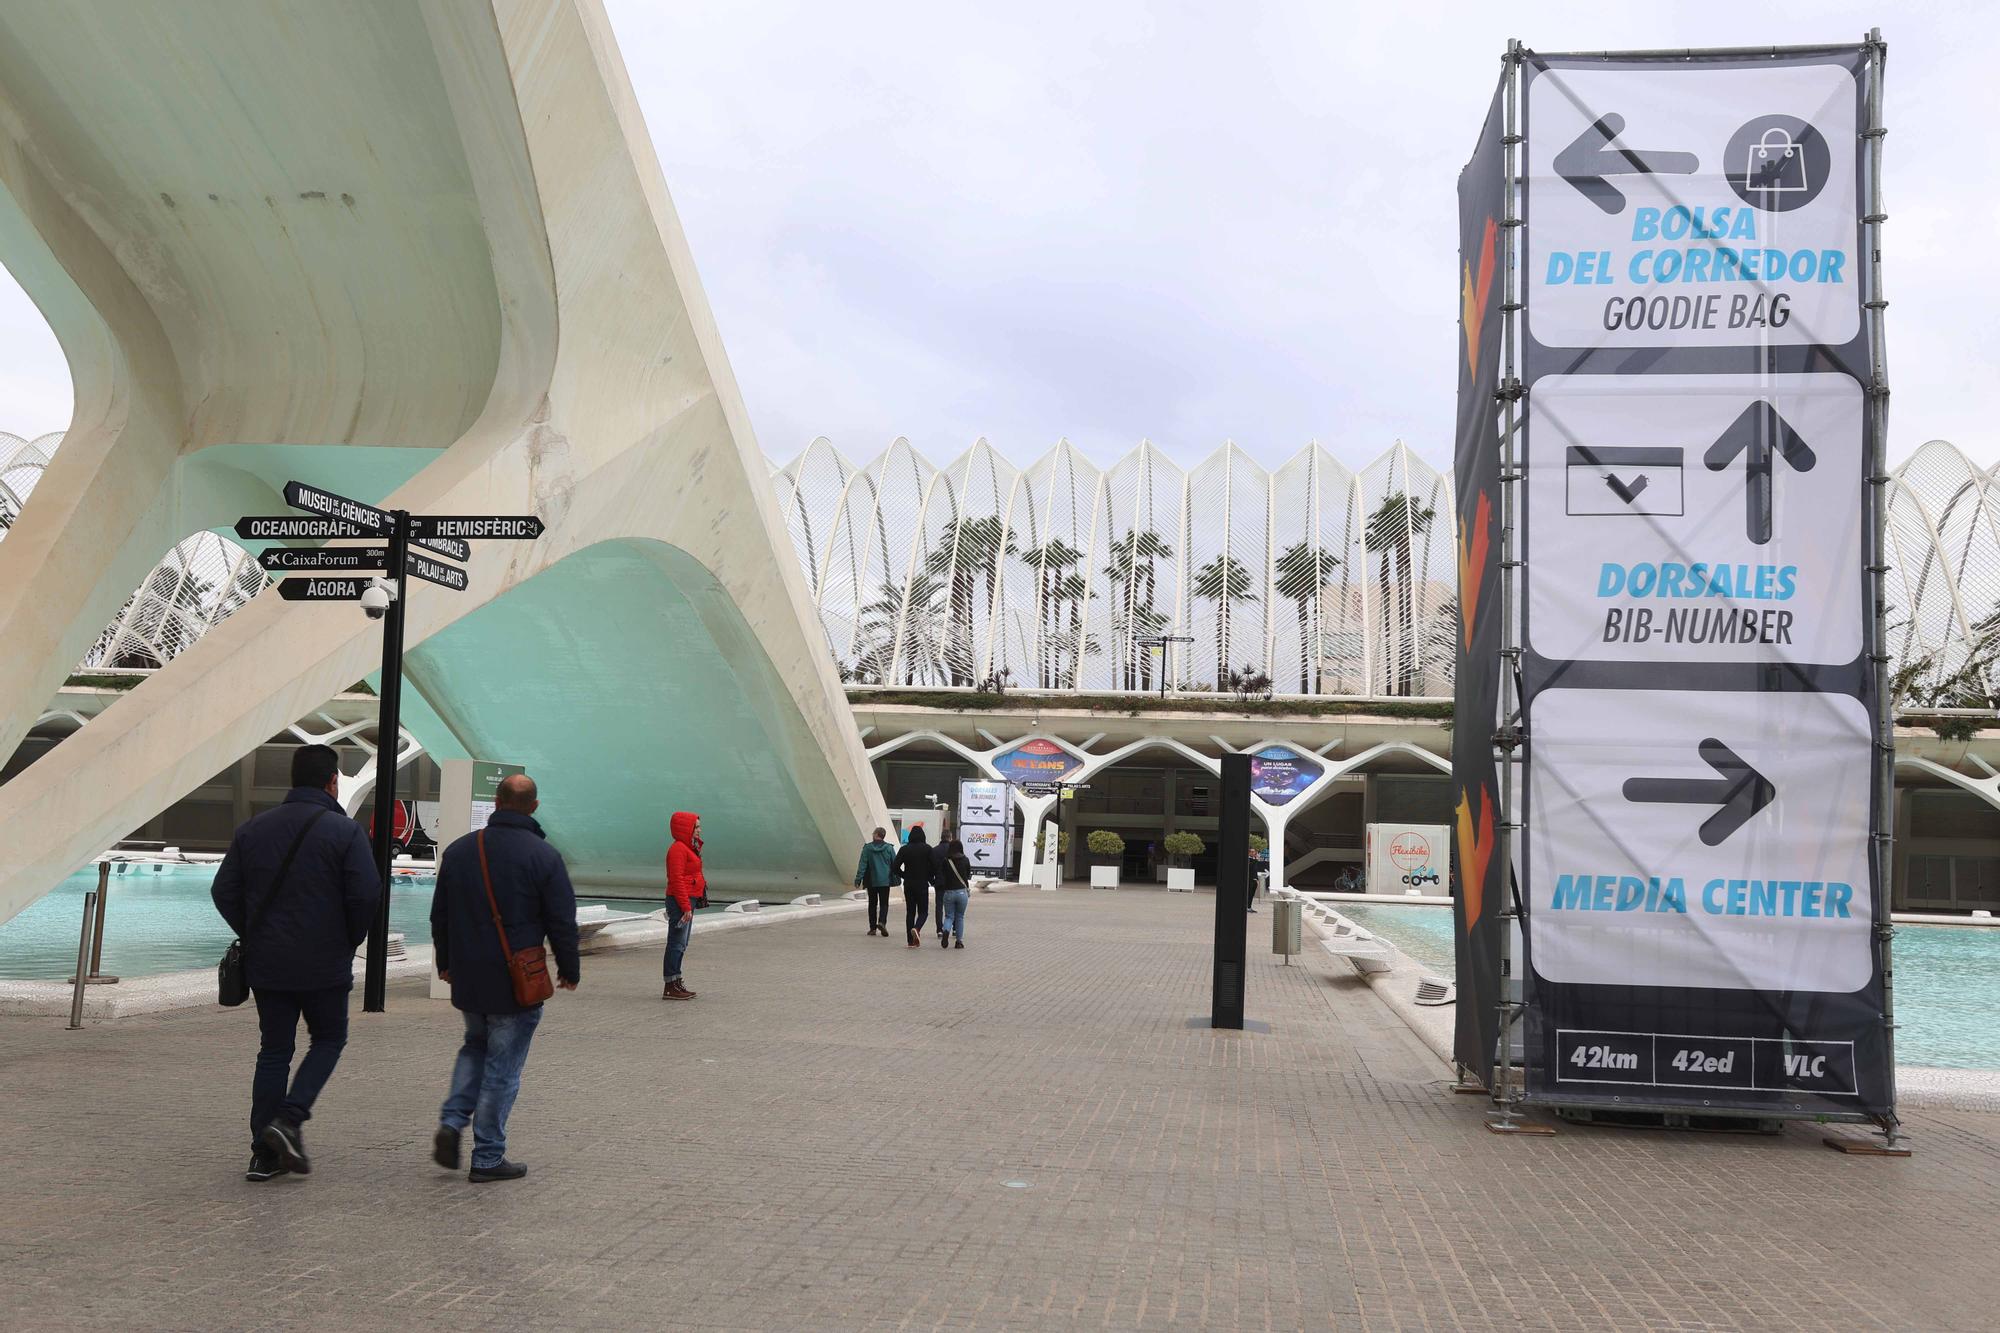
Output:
[662, 811, 705, 1000]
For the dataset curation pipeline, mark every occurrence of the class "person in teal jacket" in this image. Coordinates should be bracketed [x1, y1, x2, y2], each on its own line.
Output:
[854, 827, 896, 937]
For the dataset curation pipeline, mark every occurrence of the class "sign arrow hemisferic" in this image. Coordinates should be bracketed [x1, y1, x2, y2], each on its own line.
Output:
[1704, 401, 1816, 545]
[1554, 113, 1699, 215]
[1622, 738, 1775, 846]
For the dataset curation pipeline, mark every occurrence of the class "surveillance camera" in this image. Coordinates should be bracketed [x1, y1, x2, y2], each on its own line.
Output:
[360, 579, 395, 620]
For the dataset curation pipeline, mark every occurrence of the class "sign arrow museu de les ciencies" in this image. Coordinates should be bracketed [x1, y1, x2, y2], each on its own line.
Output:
[1554, 113, 1699, 215]
[1622, 738, 1776, 846]
[1704, 401, 1817, 545]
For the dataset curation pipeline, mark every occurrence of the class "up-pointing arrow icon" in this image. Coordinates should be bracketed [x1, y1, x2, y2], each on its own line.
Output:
[1704, 402, 1816, 546]
[1623, 739, 1776, 846]
[1554, 113, 1699, 215]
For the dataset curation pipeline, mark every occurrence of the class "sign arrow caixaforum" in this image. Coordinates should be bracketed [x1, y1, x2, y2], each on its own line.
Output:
[258, 546, 389, 574]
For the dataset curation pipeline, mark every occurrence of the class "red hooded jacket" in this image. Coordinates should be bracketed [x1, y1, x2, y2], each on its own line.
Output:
[666, 811, 706, 912]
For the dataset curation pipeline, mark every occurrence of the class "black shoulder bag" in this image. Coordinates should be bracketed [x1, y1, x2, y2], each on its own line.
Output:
[218, 808, 331, 1006]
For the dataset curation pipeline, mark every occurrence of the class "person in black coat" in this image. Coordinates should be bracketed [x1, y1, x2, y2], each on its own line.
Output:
[428, 773, 579, 1183]
[211, 743, 382, 1182]
[893, 825, 936, 948]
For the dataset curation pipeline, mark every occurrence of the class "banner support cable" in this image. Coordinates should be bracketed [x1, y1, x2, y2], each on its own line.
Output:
[1859, 28, 1901, 1147]
[1485, 37, 1532, 1131]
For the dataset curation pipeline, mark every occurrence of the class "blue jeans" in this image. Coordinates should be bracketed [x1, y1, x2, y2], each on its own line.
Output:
[439, 1006, 544, 1169]
[939, 888, 970, 939]
[664, 902, 693, 982]
[251, 985, 350, 1146]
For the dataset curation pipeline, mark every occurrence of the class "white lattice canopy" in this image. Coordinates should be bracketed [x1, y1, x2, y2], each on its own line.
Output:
[775, 438, 1457, 697]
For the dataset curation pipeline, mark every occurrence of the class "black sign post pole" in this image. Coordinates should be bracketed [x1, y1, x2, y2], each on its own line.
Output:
[361, 509, 411, 1013]
[1211, 753, 1250, 1030]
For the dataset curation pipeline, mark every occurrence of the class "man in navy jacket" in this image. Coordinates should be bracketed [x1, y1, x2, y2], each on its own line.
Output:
[212, 743, 381, 1182]
[429, 773, 579, 1182]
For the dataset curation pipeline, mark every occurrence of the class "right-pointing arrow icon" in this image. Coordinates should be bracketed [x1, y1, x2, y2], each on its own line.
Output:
[1623, 738, 1775, 846]
[1704, 401, 1816, 545]
[1554, 113, 1700, 215]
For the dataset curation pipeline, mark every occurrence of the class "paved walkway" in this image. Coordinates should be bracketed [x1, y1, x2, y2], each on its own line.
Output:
[3, 888, 1996, 1331]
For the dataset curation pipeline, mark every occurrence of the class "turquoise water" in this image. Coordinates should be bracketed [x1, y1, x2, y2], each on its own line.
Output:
[1335, 902, 2000, 1072]
[0, 865, 668, 981]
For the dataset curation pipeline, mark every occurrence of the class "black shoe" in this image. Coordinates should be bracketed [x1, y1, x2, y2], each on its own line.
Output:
[433, 1124, 461, 1170]
[954, 936, 964, 949]
[245, 1148, 290, 1182]
[259, 1117, 310, 1175]
[469, 1160, 528, 1183]
[939, 933, 949, 948]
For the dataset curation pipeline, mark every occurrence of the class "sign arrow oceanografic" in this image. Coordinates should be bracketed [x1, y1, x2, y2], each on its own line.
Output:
[1622, 738, 1776, 846]
[1554, 113, 1699, 215]
[1704, 401, 1816, 545]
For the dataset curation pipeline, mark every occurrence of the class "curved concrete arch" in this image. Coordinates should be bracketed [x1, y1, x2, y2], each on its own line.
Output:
[0, 0, 888, 923]
[1894, 754, 2000, 811]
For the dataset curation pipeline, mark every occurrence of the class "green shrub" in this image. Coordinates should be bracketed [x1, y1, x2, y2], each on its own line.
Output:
[1086, 829, 1126, 856]
[1162, 831, 1205, 858]
[1034, 829, 1070, 855]
[1248, 834, 1268, 854]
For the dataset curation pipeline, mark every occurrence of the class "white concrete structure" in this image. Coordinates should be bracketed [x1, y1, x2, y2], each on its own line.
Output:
[773, 436, 1457, 698]
[0, 0, 888, 925]
[859, 716, 1447, 892]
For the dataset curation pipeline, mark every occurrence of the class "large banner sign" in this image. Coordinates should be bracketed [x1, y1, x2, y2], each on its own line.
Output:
[1451, 77, 1511, 1087]
[1515, 45, 1891, 1118]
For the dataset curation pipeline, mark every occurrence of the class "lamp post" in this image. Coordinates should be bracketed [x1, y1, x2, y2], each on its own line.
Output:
[1136, 634, 1193, 699]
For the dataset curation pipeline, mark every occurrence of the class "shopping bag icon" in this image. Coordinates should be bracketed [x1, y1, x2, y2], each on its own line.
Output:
[1744, 127, 1807, 193]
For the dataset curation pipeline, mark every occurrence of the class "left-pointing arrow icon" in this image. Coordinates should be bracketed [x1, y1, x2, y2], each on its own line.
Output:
[1704, 401, 1816, 546]
[1623, 738, 1775, 846]
[1554, 113, 1699, 215]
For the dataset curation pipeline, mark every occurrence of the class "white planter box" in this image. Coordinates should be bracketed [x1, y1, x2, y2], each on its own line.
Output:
[1090, 865, 1120, 889]
[1167, 867, 1195, 892]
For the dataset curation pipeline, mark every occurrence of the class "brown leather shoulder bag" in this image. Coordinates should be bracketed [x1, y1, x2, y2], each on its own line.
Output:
[477, 830, 555, 1007]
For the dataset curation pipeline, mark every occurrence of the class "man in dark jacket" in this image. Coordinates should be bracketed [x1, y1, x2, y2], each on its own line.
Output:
[854, 827, 895, 936]
[893, 826, 936, 948]
[429, 773, 579, 1183]
[211, 743, 381, 1182]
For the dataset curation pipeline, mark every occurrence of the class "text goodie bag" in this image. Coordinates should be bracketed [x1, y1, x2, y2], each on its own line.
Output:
[477, 829, 555, 1007]
[217, 808, 331, 1007]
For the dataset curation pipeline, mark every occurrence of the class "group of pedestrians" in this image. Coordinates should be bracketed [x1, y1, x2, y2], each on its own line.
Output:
[854, 824, 972, 948]
[210, 746, 702, 1186]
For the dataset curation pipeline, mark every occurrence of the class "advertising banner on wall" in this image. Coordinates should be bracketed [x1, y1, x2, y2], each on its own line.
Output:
[1514, 45, 1890, 1118]
[992, 738, 1085, 784]
[1367, 823, 1451, 897]
[1451, 75, 1511, 1087]
[1248, 745, 1324, 806]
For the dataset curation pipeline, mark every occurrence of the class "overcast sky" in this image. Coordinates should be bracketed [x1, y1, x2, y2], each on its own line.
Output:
[1, 1, 1991, 474]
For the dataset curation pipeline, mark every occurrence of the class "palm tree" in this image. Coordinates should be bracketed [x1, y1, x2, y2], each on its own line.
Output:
[926, 515, 1013, 686]
[1104, 528, 1174, 689]
[1273, 541, 1338, 694]
[853, 573, 945, 685]
[1019, 538, 1084, 687]
[1191, 553, 1256, 687]
[1364, 493, 1435, 696]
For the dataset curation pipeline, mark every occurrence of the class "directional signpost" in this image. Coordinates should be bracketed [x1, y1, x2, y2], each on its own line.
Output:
[1464, 36, 1895, 1136]
[235, 479, 543, 1012]
[956, 778, 1012, 874]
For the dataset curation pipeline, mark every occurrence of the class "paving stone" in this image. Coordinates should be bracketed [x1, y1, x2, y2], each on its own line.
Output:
[0, 888, 1993, 1330]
